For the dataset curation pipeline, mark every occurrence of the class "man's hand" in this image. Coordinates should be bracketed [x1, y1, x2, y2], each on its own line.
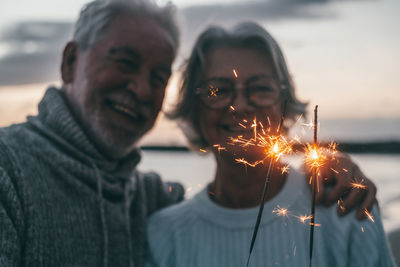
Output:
[304, 152, 377, 220]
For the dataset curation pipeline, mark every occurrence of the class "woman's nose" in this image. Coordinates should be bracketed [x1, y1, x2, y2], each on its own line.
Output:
[231, 86, 253, 113]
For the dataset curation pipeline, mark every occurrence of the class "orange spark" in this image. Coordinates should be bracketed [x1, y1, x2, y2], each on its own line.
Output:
[229, 105, 235, 111]
[364, 209, 375, 223]
[305, 144, 326, 169]
[350, 178, 367, 190]
[169, 186, 172, 192]
[233, 69, 238, 78]
[199, 149, 207, 153]
[213, 144, 227, 153]
[337, 198, 346, 213]
[273, 206, 288, 217]
[206, 84, 219, 98]
[330, 168, 339, 174]
[297, 214, 313, 224]
[235, 158, 263, 167]
[281, 165, 290, 174]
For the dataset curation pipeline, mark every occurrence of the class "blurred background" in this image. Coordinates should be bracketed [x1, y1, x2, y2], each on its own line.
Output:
[1, 0, 399, 262]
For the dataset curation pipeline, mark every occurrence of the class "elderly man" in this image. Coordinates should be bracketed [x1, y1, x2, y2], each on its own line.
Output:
[0, 0, 182, 266]
[0, 0, 381, 266]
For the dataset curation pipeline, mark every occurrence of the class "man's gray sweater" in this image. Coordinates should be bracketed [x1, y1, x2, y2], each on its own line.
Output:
[0, 87, 184, 267]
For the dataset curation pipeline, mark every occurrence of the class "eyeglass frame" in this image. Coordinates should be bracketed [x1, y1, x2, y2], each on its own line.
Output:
[194, 75, 287, 110]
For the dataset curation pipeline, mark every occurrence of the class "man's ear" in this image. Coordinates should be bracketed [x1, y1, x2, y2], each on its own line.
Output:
[61, 42, 79, 84]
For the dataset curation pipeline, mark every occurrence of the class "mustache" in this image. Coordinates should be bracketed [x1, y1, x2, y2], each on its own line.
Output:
[106, 89, 153, 118]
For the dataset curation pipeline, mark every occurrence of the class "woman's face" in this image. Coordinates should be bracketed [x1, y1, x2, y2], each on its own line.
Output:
[196, 46, 283, 158]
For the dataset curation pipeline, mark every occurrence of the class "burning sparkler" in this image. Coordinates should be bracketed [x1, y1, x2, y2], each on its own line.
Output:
[308, 105, 320, 267]
[245, 101, 290, 267]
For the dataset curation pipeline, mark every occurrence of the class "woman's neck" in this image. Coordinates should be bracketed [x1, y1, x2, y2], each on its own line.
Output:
[209, 156, 287, 209]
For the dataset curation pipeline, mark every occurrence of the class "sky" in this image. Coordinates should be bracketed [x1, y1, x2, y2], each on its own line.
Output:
[0, 0, 399, 143]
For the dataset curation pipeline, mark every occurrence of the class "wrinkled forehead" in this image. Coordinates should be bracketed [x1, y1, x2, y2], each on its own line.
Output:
[201, 44, 276, 79]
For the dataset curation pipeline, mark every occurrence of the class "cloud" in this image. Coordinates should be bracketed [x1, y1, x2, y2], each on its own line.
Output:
[0, 21, 72, 86]
[178, 0, 337, 46]
[0, 0, 366, 86]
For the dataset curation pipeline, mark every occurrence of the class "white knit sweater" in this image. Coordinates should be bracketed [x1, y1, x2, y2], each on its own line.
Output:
[146, 168, 395, 267]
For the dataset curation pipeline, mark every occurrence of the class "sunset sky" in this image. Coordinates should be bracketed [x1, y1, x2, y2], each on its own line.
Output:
[0, 0, 399, 143]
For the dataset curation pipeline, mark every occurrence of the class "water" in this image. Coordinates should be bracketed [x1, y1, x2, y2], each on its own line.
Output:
[138, 151, 400, 234]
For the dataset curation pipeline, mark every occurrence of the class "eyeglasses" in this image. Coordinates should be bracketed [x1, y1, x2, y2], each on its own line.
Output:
[195, 77, 283, 109]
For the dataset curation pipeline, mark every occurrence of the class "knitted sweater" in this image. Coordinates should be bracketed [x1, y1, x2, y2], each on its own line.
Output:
[146, 168, 395, 267]
[0, 87, 184, 267]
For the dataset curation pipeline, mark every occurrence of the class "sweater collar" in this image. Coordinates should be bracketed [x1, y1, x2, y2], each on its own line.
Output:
[192, 167, 305, 229]
[27, 87, 141, 189]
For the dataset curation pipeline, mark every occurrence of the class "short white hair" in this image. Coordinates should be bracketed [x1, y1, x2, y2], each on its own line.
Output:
[73, 0, 180, 50]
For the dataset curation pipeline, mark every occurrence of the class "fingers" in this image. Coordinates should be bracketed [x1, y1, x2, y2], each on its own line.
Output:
[325, 181, 350, 206]
[339, 187, 365, 216]
[357, 179, 377, 220]
[302, 150, 378, 221]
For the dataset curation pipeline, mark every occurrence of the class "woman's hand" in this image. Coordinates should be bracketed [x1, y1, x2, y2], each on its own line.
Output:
[304, 152, 377, 220]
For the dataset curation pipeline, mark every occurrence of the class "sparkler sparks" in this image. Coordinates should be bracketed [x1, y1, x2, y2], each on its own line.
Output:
[206, 84, 219, 97]
[235, 158, 263, 168]
[213, 144, 227, 153]
[337, 198, 346, 213]
[350, 178, 367, 190]
[245, 101, 289, 267]
[233, 69, 238, 78]
[273, 206, 289, 217]
[364, 209, 375, 223]
[308, 105, 319, 267]
[305, 145, 326, 169]
[280, 165, 290, 174]
[298, 215, 313, 224]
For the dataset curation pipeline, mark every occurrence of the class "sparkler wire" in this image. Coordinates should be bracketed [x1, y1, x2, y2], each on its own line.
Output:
[309, 105, 318, 267]
[246, 158, 275, 267]
[245, 100, 288, 267]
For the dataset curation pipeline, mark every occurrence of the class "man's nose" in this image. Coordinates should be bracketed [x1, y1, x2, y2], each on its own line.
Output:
[127, 73, 152, 102]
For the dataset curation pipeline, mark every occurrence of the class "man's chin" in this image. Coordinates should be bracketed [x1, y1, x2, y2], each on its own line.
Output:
[91, 126, 144, 159]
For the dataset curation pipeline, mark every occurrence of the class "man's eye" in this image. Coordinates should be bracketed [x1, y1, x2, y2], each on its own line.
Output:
[116, 59, 138, 71]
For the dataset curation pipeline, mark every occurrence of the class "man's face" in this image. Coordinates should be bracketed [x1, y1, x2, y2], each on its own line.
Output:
[63, 15, 176, 158]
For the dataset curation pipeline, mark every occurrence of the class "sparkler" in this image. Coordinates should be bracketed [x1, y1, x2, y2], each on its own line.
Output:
[245, 101, 288, 267]
[308, 105, 319, 267]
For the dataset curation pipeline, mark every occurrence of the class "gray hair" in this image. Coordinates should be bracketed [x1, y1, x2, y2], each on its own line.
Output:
[169, 22, 307, 148]
[73, 0, 180, 51]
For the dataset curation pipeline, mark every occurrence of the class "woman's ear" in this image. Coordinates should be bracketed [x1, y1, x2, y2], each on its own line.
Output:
[61, 42, 79, 84]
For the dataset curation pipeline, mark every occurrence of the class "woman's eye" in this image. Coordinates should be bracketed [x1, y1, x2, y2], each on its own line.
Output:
[206, 86, 230, 97]
[250, 86, 273, 92]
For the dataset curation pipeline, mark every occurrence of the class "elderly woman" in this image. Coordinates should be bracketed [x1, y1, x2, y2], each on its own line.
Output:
[146, 22, 395, 267]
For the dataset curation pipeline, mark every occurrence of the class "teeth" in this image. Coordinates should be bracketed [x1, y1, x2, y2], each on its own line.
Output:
[111, 103, 139, 119]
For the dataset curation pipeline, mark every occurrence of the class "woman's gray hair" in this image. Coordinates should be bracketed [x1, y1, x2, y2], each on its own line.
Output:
[169, 22, 307, 149]
[73, 0, 180, 51]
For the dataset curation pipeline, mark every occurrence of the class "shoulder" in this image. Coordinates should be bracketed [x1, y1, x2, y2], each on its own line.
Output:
[146, 196, 200, 267]
[147, 194, 198, 234]
[137, 170, 185, 215]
